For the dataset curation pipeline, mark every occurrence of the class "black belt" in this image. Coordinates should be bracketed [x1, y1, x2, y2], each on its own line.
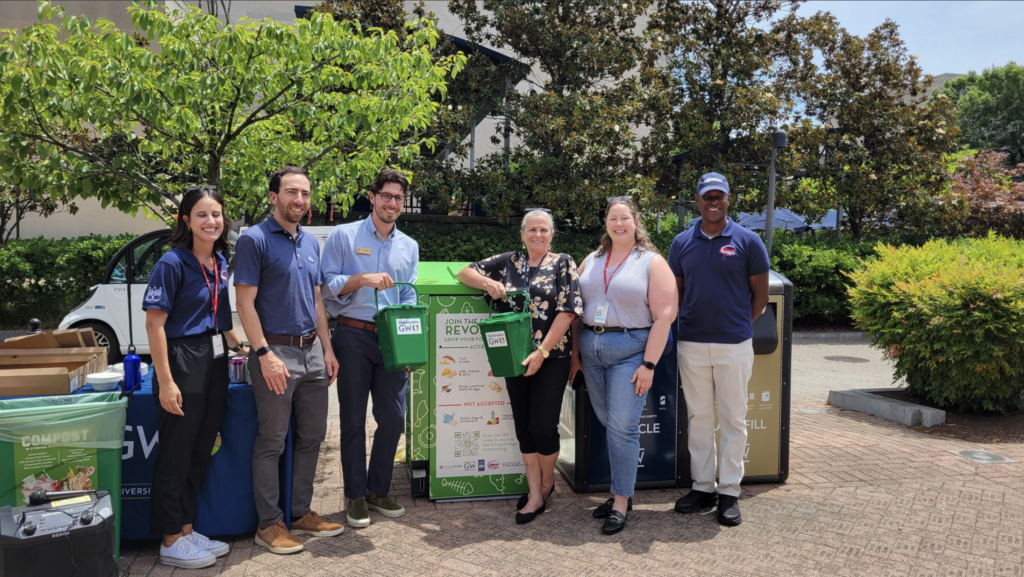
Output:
[582, 324, 649, 334]
[264, 332, 317, 347]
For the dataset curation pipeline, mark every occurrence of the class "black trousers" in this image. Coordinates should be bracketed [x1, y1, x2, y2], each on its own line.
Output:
[504, 356, 571, 456]
[151, 333, 229, 537]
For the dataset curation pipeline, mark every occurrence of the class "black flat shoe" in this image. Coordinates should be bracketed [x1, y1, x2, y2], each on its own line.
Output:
[516, 485, 555, 510]
[515, 503, 546, 525]
[592, 497, 632, 519]
[601, 510, 627, 535]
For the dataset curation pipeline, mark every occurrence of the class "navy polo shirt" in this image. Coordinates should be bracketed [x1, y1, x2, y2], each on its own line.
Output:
[142, 247, 233, 339]
[233, 217, 324, 336]
[668, 218, 770, 344]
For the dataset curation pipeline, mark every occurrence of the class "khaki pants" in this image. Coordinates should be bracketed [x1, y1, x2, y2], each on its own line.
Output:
[677, 339, 754, 497]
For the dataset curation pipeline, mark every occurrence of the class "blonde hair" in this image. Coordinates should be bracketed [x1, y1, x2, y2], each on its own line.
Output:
[595, 199, 657, 257]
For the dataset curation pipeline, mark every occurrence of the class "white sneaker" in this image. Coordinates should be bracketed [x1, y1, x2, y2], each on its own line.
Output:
[186, 531, 230, 557]
[159, 536, 217, 569]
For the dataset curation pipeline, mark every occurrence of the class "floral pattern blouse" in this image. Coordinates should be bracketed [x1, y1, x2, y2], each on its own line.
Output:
[469, 251, 584, 359]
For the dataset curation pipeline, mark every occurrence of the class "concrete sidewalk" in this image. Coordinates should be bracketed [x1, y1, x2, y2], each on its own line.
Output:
[124, 336, 1024, 576]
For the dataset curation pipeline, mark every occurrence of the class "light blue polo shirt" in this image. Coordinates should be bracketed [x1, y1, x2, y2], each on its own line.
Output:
[668, 217, 769, 344]
[320, 217, 419, 322]
[233, 217, 324, 336]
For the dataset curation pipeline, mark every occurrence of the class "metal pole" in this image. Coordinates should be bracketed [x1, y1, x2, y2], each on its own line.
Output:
[764, 145, 778, 256]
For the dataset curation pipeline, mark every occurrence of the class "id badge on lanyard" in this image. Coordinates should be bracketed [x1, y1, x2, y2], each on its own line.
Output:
[597, 250, 628, 325]
[192, 251, 224, 358]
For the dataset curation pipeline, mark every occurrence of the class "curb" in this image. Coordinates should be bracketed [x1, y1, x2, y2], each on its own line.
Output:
[828, 388, 945, 427]
[793, 331, 870, 343]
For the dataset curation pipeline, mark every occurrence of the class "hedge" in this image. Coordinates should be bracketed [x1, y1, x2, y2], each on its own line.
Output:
[0, 235, 133, 327]
[848, 234, 1024, 413]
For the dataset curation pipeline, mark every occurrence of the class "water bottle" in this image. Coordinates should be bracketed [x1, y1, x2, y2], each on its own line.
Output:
[123, 347, 142, 393]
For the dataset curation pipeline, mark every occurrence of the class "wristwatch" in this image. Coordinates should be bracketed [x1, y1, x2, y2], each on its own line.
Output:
[256, 346, 271, 357]
[641, 360, 656, 371]
[230, 344, 243, 353]
[538, 345, 550, 359]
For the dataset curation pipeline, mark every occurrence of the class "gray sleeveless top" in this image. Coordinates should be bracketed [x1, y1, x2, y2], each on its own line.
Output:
[579, 247, 655, 328]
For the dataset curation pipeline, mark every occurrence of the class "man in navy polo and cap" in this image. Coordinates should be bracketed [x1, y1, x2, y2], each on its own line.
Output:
[234, 166, 344, 554]
[668, 172, 769, 526]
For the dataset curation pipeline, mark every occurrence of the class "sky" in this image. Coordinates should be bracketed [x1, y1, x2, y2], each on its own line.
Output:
[795, 1, 1024, 76]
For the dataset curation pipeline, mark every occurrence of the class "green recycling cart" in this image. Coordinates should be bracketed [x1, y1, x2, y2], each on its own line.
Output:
[0, 392, 127, 554]
[406, 262, 529, 500]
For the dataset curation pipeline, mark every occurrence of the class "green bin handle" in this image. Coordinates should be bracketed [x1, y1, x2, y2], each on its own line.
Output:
[487, 290, 529, 318]
[374, 282, 419, 311]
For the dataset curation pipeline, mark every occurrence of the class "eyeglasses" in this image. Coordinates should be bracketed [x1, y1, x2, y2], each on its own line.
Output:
[700, 194, 728, 203]
[524, 207, 552, 213]
[607, 196, 632, 203]
[375, 192, 406, 204]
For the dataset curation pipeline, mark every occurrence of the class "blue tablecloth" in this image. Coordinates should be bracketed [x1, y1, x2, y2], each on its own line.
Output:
[76, 372, 291, 540]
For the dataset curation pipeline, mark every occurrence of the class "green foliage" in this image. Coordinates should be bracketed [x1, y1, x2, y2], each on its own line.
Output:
[0, 1, 464, 222]
[942, 62, 1024, 163]
[0, 182, 78, 244]
[0, 234, 133, 326]
[848, 234, 1024, 413]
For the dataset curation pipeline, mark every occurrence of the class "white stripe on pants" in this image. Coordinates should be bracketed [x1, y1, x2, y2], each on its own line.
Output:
[677, 339, 754, 497]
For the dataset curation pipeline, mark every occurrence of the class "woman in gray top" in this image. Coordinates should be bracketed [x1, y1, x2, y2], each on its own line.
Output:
[570, 198, 677, 535]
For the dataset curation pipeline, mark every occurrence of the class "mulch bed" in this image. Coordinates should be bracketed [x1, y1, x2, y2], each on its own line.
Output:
[874, 389, 1024, 444]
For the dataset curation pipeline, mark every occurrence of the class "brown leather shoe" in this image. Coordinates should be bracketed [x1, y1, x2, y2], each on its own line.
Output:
[291, 511, 344, 537]
[255, 521, 303, 555]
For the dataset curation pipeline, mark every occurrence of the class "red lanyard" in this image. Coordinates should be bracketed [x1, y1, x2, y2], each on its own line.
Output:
[191, 250, 219, 329]
[603, 249, 628, 294]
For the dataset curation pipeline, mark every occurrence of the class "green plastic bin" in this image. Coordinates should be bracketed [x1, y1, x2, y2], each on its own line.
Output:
[478, 290, 533, 378]
[0, 392, 127, 554]
[374, 282, 429, 372]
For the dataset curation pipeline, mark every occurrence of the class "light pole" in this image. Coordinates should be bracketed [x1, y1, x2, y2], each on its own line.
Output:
[763, 128, 787, 257]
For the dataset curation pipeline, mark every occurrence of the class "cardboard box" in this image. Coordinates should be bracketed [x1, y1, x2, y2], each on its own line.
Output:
[0, 348, 107, 375]
[0, 364, 87, 397]
[76, 328, 99, 348]
[0, 332, 61, 350]
[53, 329, 86, 348]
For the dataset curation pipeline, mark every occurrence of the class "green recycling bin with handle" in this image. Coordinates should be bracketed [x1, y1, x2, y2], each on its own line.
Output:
[477, 290, 533, 378]
[374, 282, 429, 372]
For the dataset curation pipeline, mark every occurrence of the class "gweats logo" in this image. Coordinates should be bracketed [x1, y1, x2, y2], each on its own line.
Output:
[487, 460, 500, 470]
[719, 244, 738, 257]
[220, 269, 228, 282]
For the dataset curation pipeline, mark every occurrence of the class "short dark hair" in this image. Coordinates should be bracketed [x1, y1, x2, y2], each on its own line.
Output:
[269, 166, 310, 193]
[169, 186, 232, 255]
[369, 168, 409, 196]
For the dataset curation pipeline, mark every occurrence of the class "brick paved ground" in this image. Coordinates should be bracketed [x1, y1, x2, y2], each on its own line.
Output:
[125, 337, 1024, 576]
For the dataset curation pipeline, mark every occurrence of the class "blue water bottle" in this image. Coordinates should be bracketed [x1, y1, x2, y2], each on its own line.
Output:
[123, 346, 142, 394]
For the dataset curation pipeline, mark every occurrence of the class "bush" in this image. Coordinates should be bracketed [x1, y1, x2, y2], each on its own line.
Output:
[0, 235, 133, 327]
[848, 234, 1024, 413]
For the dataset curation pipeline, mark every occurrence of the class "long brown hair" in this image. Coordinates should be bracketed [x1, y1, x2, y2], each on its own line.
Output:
[595, 199, 658, 257]
[169, 186, 232, 255]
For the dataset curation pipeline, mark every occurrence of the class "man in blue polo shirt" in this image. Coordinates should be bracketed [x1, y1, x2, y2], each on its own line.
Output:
[668, 172, 769, 526]
[320, 168, 419, 528]
[234, 166, 343, 554]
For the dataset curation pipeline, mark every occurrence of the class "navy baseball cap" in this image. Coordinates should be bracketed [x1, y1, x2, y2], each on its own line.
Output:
[696, 172, 730, 196]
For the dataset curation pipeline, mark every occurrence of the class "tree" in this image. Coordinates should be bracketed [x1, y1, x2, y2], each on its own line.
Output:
[0, 182, 77, 245]
[447, 0, 664, 226]
[0, 1, 464, 222]
[950, 150, 1024, 239]
[942, 62, 1024, 163]
[787, 18, 959, 238]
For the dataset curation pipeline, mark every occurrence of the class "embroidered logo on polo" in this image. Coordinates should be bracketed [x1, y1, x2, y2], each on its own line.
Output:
[220, 269, 228, 282]
[144, 286, 163, 303]
[719, 244, 738, 257]
[307, 256, 315, 263]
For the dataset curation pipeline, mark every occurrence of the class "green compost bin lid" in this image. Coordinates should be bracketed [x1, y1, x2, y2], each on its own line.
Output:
[415, 262, 478, 296]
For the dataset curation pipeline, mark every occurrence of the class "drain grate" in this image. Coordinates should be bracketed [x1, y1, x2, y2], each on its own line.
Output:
[824, 355, 870, 363]
[950, 450, 1017, 464]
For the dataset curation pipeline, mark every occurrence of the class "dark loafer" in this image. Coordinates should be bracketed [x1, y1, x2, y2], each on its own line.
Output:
[516, 485, 555, 510]
[601, 510, 627, 535]
[515, 503, 546, 525]
[592, 497, 633, 519]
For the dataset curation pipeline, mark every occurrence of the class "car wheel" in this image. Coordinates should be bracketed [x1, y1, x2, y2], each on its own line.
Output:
[79, 322, 122, 363]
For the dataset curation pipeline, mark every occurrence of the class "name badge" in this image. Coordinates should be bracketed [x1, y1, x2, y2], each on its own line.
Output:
[594, 302, 609, 325]
[212, 334, 225, 358]
[356, 247, 372, 255]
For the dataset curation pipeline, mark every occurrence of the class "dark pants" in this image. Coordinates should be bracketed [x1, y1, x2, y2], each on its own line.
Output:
[505, 356, 571, 456]
[249, 341, 329, 529]
[332, 325, 408, 500]
[151, 333, 229, 537]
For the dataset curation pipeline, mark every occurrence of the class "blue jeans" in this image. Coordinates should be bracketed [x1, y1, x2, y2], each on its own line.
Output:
[579, 328, 649, 497]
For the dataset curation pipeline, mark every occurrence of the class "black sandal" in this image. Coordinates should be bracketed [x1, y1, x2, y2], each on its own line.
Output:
[592, 497, 632, 519]
[516, 485, 554, 510]
[601, 510, 627, 535]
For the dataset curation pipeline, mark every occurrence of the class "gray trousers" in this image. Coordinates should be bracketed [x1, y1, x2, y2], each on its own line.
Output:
[249, 341, 329, 529]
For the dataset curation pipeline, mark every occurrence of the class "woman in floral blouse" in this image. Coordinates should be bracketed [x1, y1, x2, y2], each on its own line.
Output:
[457, 209, 583, 525]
